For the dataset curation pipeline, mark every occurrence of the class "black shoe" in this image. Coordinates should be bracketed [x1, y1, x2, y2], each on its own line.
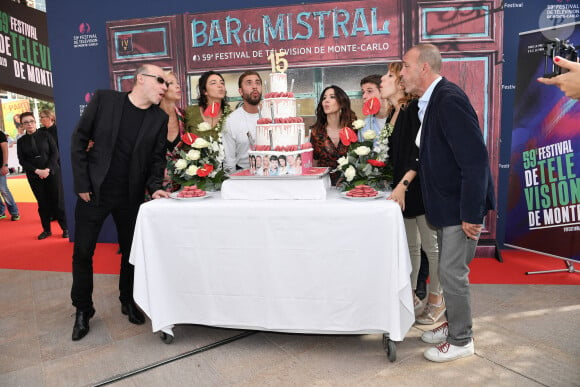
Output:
[72, 307, 95, 341]
[121, 301, 145, 325]
[38, 231, 52, 240]
[416, 280, 427, 300]
[62, 230, 69, 238]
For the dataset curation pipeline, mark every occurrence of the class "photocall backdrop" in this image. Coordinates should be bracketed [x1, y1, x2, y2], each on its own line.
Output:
[45, 0, 578, 247]
[505, 22, 580, 262]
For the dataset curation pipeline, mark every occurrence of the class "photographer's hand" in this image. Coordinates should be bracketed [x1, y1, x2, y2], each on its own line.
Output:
[537, 56, 580, 99]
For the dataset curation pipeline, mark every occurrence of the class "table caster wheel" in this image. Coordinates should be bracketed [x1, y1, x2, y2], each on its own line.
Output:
[160, 331, 174, 344]
[383, 335, 396, 362]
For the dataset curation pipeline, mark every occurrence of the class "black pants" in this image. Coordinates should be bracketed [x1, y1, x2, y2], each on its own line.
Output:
[27, 173, 67, 232]
[417, 249, 429, 285]
[71, 193, 139, 311]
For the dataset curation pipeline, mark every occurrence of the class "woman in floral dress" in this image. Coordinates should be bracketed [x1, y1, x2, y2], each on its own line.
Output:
[310, 85, 357, 186]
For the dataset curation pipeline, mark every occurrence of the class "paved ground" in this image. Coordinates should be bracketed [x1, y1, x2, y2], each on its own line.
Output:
[1, 269, 579, 386]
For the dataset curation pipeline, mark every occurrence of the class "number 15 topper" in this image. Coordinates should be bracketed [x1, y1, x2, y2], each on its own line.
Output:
[268, 50, 288, 73]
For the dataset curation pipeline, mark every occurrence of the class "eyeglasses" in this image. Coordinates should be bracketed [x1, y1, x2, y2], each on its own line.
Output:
[21, 120, 36, 125]
[141, 73, 168, 86]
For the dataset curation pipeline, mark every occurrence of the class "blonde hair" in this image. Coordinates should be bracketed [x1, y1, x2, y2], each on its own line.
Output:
[40, 109, 55, 123]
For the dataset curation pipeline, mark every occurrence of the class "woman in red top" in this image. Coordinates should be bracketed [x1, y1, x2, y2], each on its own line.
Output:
[310, 85, 357, 186]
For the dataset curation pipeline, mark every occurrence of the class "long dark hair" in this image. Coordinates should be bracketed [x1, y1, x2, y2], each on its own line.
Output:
[197, 70, 228, 111]
[311, 85, 357, 133]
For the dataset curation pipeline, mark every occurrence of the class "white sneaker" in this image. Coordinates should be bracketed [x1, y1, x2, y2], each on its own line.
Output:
[424, 340, 475, 362]
[421, 322, 448, 344]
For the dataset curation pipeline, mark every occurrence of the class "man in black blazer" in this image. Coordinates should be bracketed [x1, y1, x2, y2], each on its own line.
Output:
[400, 44, 495, 362]
[70, 64, 170, 341]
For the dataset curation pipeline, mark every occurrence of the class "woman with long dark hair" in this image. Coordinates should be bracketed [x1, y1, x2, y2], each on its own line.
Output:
[185, 70, 231, 140]
[310, 85, 357, 185]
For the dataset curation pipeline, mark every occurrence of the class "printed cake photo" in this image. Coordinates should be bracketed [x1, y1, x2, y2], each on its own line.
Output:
[248, 71, 313, 176]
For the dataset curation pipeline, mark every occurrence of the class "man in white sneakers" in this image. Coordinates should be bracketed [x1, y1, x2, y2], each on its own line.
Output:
[400, 44, 495, 362]
[223, 71, 262, 173]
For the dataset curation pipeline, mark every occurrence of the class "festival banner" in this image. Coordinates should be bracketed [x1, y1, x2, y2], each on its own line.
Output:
[0, 98, 30, 139]
[183, 0, 401, 72]
[0, 1, 53, 101]
[506, 21, 580, 262]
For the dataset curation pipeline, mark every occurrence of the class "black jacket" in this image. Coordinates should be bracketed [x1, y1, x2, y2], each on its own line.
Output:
[70, 89, 169, 206]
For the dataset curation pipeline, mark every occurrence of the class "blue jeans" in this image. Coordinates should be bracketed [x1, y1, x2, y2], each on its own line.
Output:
[0, 174, 19, 217]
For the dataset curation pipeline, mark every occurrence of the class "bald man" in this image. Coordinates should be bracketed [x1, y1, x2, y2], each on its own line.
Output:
[400, 44, 495, 362]
[70, 64, 170, 340]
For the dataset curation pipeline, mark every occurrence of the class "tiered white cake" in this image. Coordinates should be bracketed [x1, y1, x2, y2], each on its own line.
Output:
[248, 73, 313, 176]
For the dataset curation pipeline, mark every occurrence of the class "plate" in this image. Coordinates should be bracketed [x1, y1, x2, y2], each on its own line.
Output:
[340, 191, 387, 200]
[228, 167, 329, 180]
[169, 191, 213, 201]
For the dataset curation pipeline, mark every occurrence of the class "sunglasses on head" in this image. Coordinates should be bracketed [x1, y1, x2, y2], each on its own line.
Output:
[141, 73, 168, 86]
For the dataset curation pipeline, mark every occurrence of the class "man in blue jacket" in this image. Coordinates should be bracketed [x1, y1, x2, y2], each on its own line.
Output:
[400, 44, 495, 362]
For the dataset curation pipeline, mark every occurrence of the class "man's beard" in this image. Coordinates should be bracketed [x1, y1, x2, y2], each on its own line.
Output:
[244, 92, 262, 106]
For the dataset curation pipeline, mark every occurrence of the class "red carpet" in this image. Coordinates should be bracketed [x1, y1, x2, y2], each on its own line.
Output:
[1, 202, 579, 284]
[0, 203, 121, 274]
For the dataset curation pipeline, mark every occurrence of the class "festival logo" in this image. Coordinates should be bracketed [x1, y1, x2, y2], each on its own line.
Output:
[73, 21, 100, 48]
[79, 91, 94, 115]
[79, 22, 91, 34]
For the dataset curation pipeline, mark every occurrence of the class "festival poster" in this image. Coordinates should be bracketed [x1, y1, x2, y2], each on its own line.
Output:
[0, 99, 30, 139]
[0, 1, 53, 101]
[505, 21, 580, 262]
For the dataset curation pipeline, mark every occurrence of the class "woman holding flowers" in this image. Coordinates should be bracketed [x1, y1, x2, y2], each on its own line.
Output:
[382, 62, 444, 324]
[167, 70, 230, 191]
[185, 70, 231, 141]
[310, 85, 357, 186]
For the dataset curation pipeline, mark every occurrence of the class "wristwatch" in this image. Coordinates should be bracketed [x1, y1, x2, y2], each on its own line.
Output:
[401, 179, 409, 187]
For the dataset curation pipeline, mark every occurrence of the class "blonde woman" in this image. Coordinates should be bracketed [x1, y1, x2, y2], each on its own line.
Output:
[39, 109, 59, 148]
[158, 71, 185, 192]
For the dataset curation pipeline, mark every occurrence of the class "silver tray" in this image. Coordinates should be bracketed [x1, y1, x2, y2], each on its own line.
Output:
[228, 167, 329, 180]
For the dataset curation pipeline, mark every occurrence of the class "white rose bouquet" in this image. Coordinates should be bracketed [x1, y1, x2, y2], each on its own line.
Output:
[334, 123, 393, 191]
[167, 131, 227, 191]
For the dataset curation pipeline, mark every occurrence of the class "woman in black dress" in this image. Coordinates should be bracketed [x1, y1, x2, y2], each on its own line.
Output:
[17, 112, 68, 240]
[382, 63, 444, 324]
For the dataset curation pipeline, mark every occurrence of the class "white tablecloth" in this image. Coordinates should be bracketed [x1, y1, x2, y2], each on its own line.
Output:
[221, 175, 331, 200]
[130, 189, 414, 341]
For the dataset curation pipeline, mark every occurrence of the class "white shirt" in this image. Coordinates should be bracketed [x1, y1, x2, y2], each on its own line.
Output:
[416, 76, 442, 148]
[358, 115, 387, 146]
[223, 106, 260, 173]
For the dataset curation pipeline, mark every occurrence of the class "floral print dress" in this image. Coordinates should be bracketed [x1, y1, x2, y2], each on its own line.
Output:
[310, 126, 349, 186]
